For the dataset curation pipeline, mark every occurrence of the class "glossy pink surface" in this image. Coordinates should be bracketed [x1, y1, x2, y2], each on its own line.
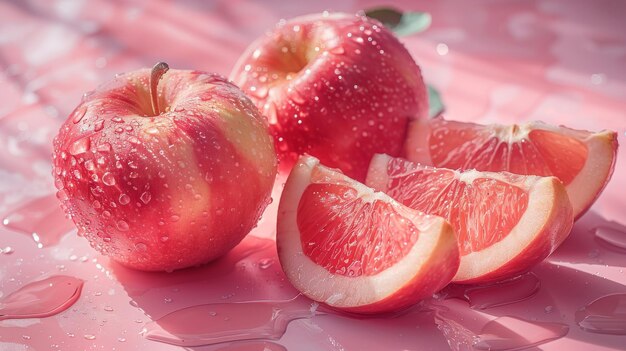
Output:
[0, 1, 624, 350]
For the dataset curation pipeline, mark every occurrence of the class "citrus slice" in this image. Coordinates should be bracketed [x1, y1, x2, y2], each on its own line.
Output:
[366, 154, 574, 284]
[404, 117, 618, 218]
[277, 155, 459, 313]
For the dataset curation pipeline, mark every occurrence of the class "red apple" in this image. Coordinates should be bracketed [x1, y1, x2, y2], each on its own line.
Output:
[52, 63, 277, 271]
[230, 12, 428, 180]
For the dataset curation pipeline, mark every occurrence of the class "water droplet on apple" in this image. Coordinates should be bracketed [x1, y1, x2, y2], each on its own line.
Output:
[72, 106, 87, 124]
[94, 119, 104, 131]
[112, 117, 123, 123]
[116, 220, 129, 231]
[96, 143, 112, 152]
[170, 215, 180, 222]
[56, 190, 69, 201]
[329, 46, 345, 55]
[135, 242, 147, 251]
[160, 235, 169, 243]
[140, 192, 152, 204]
[102, 172, 116, 186]
[258, 258, 274, 269]
[145, 127, 159, 134]
[69, 137, 91, 155]
[118, 194, 131, 205]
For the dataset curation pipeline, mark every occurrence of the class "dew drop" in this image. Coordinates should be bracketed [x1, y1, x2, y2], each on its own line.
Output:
[135, 242, 147, 251]
[116, 220, 129, 231]
[84, 160, 95, 171]
[119, 194, 131, 205]
[102, 172, 116, 186]
[258, 258, 274, 269]
[72, 106, 87, 123]
[94, 119, 104, 131]
[69, 137, 91, 155]
[140, 192, 152, 204]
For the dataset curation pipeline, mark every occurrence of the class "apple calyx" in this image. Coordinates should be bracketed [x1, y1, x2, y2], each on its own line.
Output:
[150, 62, 170, 116]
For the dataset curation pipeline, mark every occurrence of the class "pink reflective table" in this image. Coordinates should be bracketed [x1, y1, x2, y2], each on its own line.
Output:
[0, 1, 624, 350]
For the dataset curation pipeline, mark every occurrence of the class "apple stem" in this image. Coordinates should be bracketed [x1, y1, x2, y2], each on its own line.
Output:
[150, 62, 169, 115]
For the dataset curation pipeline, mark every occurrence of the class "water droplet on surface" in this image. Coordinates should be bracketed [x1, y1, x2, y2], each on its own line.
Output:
[104, 306, 114, 312]
[84, 334, 96, 340]
[135, 242, 147, 251]
[575, 293, 626, 335]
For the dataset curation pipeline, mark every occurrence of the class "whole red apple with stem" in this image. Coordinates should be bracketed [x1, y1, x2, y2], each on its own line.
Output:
[230, 12, 428, 180]
[52, 63, 277, 271]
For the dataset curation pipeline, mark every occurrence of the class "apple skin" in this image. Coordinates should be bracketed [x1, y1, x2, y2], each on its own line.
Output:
[230, 12, 428, 181]
[52, 69, 277, 271]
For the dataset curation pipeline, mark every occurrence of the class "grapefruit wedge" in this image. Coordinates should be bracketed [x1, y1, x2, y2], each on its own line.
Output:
[405, 117, 618, 218]
[366, 154, 574, 284]
[277, 155, 459, 314]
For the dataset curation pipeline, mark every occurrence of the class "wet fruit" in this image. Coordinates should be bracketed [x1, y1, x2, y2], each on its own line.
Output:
[276, 155, 459, 313]
[366, 154, 573, 284]
[52, 63, 277, 271]
[230, 12, 428, 180]
[405, 117, 618, 218]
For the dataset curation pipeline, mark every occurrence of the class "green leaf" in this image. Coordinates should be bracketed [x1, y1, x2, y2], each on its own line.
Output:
[365, 7, 432, 36]
[427, 84, 444, 118]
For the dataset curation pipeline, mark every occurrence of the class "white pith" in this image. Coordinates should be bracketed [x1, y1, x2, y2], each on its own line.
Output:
[367, 154, 570, 283]
[277, 155, 456, 309]
[405, 118, 617, 217]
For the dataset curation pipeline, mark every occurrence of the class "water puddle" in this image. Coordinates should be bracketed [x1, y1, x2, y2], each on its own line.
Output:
[593, 226, 626, 253]
[2, 194, 74, 248]
[440, 273, 540, 310]
[575, 293, 626, 335]
[0, 275, 84, 320]
[142, 295, 318, 347]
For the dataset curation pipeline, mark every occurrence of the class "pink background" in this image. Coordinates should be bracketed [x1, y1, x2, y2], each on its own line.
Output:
[0, 0, 624, 350]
